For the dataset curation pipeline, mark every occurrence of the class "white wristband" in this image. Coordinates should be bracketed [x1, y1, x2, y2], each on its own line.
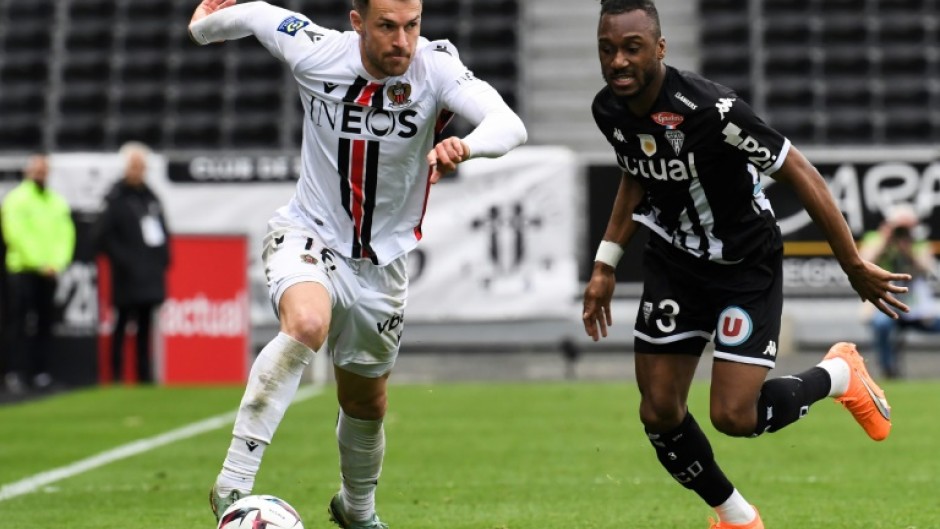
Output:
[594, 240, 624, 268]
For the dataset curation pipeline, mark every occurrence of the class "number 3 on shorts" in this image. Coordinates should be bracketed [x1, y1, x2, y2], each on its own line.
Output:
[655, 299, 679, 333]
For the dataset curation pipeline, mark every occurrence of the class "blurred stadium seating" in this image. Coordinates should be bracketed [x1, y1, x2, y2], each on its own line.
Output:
[0, 0, 935, 249]
[1, 1, 931, 153]
[0, 0, 519, 152]
[700, 0, 940, 145]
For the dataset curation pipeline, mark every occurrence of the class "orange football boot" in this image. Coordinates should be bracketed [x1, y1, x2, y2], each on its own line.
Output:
[824, 342, 892, 441]
[709, 506, 764, 529]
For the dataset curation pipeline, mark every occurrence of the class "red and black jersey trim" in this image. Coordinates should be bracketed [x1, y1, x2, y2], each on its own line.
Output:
[414, 109, 457, 240]
[343, 76, 384, 108]
[338, 137, 380, 263]
[433, 109, 456, 143]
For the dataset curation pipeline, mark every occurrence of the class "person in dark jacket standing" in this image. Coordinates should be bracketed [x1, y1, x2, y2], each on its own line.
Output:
[98, 142, 170, 384]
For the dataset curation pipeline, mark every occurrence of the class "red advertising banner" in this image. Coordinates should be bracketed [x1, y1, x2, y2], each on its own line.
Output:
[98, 234, 250, 385]
[158, 234, 250, 384]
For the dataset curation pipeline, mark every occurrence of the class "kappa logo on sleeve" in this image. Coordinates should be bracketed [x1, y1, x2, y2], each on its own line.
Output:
[715, 97, 736, 120]
[277, 15, 310, 36]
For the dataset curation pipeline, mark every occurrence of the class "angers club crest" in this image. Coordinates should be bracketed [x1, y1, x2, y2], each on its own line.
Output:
[665, 130, 685, 156]
[387, 81, 412, 107]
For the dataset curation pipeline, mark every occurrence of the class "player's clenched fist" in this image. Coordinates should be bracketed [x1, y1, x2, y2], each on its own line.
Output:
[427, 137, 470, 183]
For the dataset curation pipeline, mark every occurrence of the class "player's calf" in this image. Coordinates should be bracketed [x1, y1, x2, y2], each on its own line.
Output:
[751, 366, 832, 436]
[645, 413, 735, 507]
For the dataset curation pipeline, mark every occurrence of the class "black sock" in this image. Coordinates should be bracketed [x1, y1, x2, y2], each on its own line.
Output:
[646, 413, 734, 507]
[754, 366, 831, 435]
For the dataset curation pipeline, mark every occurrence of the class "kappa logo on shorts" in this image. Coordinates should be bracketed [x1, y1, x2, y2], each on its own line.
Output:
[300, 253, 318, 265]
[762, 340, 777, 357]
[277, 15, 309, 36]
[716, 306, 752, 347]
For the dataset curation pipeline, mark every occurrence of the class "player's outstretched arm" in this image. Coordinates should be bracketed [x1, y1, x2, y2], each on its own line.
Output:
[582, 171, 643, 341]
[772, 146, 912, 318]
[189, 1, 318, 67]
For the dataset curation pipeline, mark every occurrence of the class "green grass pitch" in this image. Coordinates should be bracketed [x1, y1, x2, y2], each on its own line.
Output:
[0, 380, 938, 528]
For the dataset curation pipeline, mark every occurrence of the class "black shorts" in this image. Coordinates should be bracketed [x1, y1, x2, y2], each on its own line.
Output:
[634, 239, 783, 368]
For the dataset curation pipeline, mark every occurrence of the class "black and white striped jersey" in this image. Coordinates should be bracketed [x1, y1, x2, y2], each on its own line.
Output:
[592, 66, 790, 264]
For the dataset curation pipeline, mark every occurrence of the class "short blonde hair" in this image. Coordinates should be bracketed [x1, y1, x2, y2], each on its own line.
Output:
[119, 141, 151, 161]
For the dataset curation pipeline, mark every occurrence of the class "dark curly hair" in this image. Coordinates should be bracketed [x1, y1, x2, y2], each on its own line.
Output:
[599, 0, 661, 38]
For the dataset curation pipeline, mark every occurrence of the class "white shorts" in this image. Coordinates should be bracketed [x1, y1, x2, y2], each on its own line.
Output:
[262, 216, 407, 378]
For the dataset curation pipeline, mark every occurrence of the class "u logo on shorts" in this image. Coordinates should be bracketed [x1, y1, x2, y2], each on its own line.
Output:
[716, 306, 752, 347]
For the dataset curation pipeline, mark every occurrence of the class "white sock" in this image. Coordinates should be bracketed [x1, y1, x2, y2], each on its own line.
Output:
[714, 489, 756, 525]
[337, 409, 385, 522]
[217, 436, 267, 494]
[817, 357, 850, 397]
[217, 333, 313, 493]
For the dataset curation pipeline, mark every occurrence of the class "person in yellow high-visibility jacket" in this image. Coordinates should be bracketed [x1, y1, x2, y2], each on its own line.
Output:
[0, 154, 75, 394]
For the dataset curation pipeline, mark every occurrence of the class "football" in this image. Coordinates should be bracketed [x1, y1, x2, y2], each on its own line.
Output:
[217, 494, 305, 529]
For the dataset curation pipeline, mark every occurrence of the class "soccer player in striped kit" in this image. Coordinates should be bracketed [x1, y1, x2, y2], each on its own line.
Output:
[188, 1, 527, 527]
[582, 1, 907, 527]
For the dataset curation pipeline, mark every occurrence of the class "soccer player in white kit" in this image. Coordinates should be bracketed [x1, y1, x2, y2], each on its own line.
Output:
[188, 1, 528, 527]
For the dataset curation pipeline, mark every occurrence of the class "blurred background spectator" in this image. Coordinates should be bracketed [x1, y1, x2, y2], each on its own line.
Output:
[96, 142, 170, 385]
[0, 155, 75, 393]
[0, 211, 6, 350]
[859, 204, 940, 379]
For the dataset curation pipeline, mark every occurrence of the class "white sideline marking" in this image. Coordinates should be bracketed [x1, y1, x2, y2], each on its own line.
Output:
[0, 385, 324, 502]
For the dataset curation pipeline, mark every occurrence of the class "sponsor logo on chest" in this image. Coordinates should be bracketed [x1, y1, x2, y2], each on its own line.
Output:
[650, 112, 686, 156]
[722, 122, 777, 172]
[616, 149, 699, 182]
[309, 94, 419, 139]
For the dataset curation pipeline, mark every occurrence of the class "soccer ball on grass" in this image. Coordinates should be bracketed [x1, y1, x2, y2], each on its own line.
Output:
[217, 494, 304, 529]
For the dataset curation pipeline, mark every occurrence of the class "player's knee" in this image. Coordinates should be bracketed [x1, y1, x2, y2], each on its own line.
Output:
[639, 398, 685, 432]
[281, 312, 329, 350]
[709, 406, 756, 437]
[339, 393, 387, 421]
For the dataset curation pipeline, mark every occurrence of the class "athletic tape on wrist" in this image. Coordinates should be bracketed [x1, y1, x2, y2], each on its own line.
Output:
[594, 240, 624, 268]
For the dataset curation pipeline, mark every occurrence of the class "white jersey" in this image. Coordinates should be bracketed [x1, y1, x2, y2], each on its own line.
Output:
[190, 2, 526, 265]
